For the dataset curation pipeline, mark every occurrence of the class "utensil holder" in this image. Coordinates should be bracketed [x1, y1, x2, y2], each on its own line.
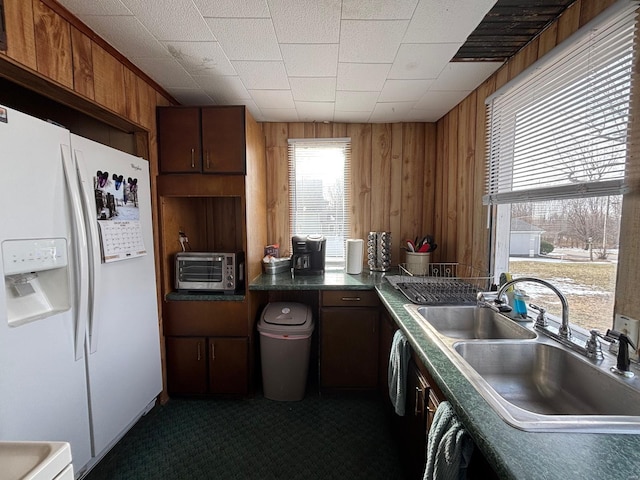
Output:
[367, 231, 391, 271]
[405, 252, 430, 275]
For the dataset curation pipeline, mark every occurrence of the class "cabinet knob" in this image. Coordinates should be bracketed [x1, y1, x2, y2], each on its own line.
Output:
[340, 296, 361, 302]
[190, 148, 195, 169]
[206, 150, 210, 169]
[197, 342, 201, 361]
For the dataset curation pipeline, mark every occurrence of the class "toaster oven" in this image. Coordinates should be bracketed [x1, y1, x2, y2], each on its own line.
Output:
[175, 252, 244, 294]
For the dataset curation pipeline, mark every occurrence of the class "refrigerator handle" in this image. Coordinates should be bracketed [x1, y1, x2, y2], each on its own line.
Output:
[61, 145, 89, 361]
[73, 149, 102, 354]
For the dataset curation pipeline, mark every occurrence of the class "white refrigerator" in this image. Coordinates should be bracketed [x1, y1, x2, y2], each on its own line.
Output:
[0, 105, 162, 476]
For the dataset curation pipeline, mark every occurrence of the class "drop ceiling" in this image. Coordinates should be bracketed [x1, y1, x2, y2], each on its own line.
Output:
[55, 0, 572, 123]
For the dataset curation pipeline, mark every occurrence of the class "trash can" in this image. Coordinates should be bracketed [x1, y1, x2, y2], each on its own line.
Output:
[258, 302, 314, 401]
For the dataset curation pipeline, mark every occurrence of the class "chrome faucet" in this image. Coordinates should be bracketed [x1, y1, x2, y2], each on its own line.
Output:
[496, 277, 571, 339]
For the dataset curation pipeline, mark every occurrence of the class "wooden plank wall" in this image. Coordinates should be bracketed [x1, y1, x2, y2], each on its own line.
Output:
[435, 0, 617, 276]
[263, 122, 437, 268]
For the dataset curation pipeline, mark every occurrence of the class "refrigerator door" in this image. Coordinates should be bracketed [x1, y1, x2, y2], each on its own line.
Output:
[0, 107, 92, 470]
[70, 134, 162, 459]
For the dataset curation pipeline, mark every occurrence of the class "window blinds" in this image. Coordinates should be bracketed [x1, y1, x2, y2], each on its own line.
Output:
[484, 0, 639, 205]
[288, 138, 351, 260]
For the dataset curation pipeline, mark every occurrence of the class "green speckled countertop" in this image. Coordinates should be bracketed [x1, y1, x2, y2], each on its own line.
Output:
[250, 270, 640, 480]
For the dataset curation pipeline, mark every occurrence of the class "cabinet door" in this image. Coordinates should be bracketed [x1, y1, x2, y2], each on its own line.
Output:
[165, 337, 207, 395]
[208, 337, 249, 394]
[405, 360, 429, 480]
[157, 107, 201, 173]
[320, 307, 379, 388]
[201, 106, 246, 174]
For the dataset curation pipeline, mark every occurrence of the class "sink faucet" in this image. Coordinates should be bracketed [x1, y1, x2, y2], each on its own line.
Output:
[496, 277, 571, 339]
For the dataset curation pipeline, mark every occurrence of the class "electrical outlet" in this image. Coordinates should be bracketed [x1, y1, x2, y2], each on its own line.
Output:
[613, 314, 640, 362]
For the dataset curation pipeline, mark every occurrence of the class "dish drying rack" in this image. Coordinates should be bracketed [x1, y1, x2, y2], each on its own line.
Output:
[387, 263, 493, 305]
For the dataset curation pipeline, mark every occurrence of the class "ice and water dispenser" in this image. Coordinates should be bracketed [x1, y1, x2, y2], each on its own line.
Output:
[2, 238, 71, 327]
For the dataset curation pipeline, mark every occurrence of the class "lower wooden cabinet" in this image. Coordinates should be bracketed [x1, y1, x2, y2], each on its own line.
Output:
[320, 290, 380, 389]
[166, 336, 248, 396]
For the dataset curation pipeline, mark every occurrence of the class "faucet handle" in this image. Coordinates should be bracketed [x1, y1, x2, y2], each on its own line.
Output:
[585, 330, 604, 361]
[529, 303, 548, 328]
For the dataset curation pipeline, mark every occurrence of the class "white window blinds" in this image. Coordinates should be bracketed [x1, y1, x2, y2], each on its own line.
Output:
[484, 0, 639, 205]
[288, 138, 351, 262]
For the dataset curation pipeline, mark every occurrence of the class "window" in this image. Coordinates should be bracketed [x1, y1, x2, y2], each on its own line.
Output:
[288, 138, 351, 266]
[484, 2, 639, 333]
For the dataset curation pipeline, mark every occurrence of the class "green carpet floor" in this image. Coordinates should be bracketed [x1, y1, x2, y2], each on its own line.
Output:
[84, 393, 407, 479]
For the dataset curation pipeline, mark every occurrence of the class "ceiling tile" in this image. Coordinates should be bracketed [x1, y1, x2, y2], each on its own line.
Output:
[119, 0, 214, 41]
[333, 111, 372, 123]
[281, 44, 338, 77]
[378, 79, 433, 102]
[295, 102, 335, 122]
[129, 57, 197, 88]
[192, 0, 269, 18]
[259, 108, 299, 122]
[388, 43, 460, 80]
[341, 0, 418, 20]
[163, 42, 236, 76]
[414, 90, 471, 111]
[403, 0, 496, 43]
[193, 75, 251, 103]
[249, 89, 295, 109]
[57, 0, 131, 15]
[78, 15, 169, 59]
[339, 20, 409, 63]
[233, 61, 289, 89]
[429, 61, 503, 91]
[289, 78, 336, 102]
[205, 18, 281, 61]
[369, 102, 414, 123]
[166, 87, 215, 105]
[335, 91, 379, 112]
[268, 0, 341, 43]
[337, 63, 391, 91]
[242, 99, 264, 120]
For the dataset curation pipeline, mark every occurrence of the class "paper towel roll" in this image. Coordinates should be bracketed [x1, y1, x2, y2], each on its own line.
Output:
[345, 239, 364, 274]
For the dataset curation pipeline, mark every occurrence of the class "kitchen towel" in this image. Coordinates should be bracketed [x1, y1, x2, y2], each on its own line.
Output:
[388, 329, 411, 416]
[424, 401, 474, 480]
[345, 239, 364, 274]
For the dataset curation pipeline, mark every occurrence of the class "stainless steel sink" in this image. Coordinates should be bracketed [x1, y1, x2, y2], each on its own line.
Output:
[403, 303, 640, 433]
[406, 305, 536, 340]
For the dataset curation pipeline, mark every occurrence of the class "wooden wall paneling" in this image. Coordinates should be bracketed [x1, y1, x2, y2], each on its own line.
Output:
[507, 37, 539, 81]
[92, 42, 126, 116]
[2, 0, 36, 69]
[399, 123, 425, 265]
[579, 0, 615, 26]
[303, 123, 316, 137]
[446, 109, 459, 262]
[537, 21, 558, 58]
[472, 77, 496, 275]
[371, 124, 392, 232]
[316, 122, 333, 138]
[123, 67, 140, 125]
[333, 123, 347, 138]
[437, 115, 450, 261]
[70, 26, 94, 100]
[136, 77, 155, 131]
[456, 93, 477, 268]
[265, 122, 292, 250]
[389, 123, 404, 266]
[434, 119, 445, 263]
[422, 123, 436, 249]
[556, 0, 581, 44]
[347, 123, 372, 240]
[32, 0, 72, 88]
[244, 111, 267, 283]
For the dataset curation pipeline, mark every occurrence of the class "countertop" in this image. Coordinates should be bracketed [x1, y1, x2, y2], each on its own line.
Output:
[249, 270, 640, 480]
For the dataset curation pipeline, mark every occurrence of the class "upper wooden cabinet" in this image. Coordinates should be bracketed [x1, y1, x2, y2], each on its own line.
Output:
[157, 105, 247, 174]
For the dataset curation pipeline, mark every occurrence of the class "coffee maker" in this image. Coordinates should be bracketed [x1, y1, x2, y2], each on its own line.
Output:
[291, 234, 326, 275]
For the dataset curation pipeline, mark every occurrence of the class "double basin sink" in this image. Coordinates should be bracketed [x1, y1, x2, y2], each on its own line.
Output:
[404, 304, 640, 433]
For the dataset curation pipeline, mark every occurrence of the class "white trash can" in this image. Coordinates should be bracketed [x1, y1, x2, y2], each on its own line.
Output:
[258, 302, 314, 401]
